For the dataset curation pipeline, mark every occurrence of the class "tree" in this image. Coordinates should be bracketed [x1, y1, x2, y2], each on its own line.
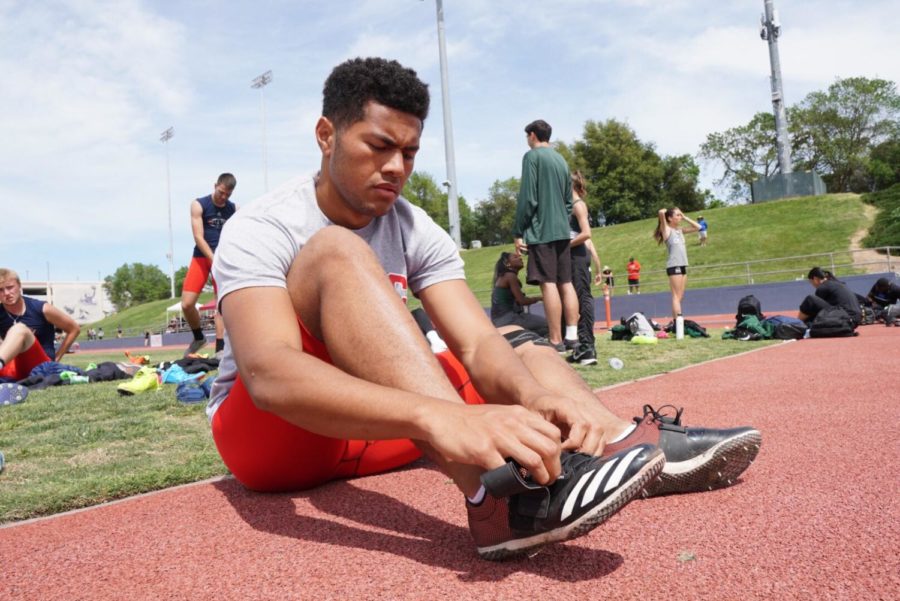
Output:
[104, 263, 171, 310]
[402, 171, 476, 247]
[867, 137, 900, 190]
[792, 77, 900, 192]
[701, 77, 900, 198]
[403, 172, 448, 230]
[660, 154, 707, 212]
[472, 178, 520, 246]
[698, 112, 779, 200]
[561, 119, 705, 224]
[174, 265, 188, 294]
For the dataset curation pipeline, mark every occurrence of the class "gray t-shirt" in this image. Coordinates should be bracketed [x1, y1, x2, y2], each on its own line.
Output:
[665, 228, 689, 268]
[206, 173, 465, 419]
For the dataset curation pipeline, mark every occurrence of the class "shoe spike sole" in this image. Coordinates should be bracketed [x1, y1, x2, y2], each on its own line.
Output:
[477, 450, 666, 561]
[642, 430, 762, 498]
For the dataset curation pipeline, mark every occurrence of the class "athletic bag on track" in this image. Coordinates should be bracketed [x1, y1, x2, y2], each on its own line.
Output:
[808, 306, 856, 338]
[735, 295, 763, 324]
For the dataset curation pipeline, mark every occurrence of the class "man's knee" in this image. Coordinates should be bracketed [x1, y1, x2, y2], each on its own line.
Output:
[290, 226, 376, 277]
[7, 323, 35, 352]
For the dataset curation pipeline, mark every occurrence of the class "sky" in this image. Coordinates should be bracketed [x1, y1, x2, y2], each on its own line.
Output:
[2, 0, 898, 283]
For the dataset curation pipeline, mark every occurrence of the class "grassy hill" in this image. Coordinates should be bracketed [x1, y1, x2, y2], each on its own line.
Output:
[87, 193, 869, 332]
[461, 192, 870, 305]
[85, 292, 214, 338]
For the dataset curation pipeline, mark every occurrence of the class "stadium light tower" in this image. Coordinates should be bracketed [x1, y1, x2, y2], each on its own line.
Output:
[759, 0, 793, 174]
[433, 0, 462, 248]
[160, 126, 176, 299]
[251, 70, 273, 192]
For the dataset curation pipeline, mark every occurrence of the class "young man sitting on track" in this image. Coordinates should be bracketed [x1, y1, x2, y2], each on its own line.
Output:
[207, 57, 761, 560]
[1, 268, 81, 402]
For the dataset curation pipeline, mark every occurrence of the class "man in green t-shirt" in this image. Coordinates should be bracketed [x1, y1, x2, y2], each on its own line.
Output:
[512, 119, 579, 352]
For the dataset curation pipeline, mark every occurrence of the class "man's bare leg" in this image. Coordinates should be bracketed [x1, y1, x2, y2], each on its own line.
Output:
[540, 282, 563, 344]
[0, 323, 35, 365]
[287, 227, 483, 495]
[498, 325, 631, 440]
[560, 281, 580, 334]
[181, 290, 202, 332]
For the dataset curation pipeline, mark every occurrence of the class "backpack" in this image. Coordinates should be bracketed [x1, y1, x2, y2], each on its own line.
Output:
[859, 305, 877, 326]
[735, 295, 763, 324]
[624, 312, 655, 338]
[808, 306, 856, 338]
[763, 315, 808, 340]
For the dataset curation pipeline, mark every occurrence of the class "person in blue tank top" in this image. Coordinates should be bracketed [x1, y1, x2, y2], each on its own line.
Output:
[180, 173, 238, 358]
[0, 268, 81, 381]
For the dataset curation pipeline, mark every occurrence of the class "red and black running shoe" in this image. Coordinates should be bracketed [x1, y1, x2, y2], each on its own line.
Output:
[603, 404, 762, 497]
[467, 445, 664, 560]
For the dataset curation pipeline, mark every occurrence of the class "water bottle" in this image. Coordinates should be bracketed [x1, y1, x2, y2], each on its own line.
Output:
[675, 315, 685, 340]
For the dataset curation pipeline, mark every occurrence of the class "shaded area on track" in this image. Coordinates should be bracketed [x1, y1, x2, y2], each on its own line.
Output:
[1, 327, 898, 600]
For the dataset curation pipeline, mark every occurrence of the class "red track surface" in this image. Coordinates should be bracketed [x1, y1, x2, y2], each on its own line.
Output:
[2, 327, 898, 600]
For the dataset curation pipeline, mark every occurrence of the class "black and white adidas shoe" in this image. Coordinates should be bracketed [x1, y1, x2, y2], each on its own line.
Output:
[603, 404, 762, 497]
[467, 445, 665, 560]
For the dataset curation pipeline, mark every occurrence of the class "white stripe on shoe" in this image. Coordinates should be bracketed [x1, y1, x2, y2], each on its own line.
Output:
[604, 447, 642, 492]
[581, 457, 618, 507]
[561, 469, 596, 521]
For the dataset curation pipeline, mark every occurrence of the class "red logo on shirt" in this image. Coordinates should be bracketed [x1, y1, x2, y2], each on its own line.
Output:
[388, 273, 408, 304]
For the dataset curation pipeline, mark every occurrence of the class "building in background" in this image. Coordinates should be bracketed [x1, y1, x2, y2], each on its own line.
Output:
[20, 280, 113, 325]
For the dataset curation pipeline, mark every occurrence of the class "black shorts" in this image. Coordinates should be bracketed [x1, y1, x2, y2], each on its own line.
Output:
[628, 278, 639, 286]
[666, 266, 687, 276]
[526, 240, 573, 286]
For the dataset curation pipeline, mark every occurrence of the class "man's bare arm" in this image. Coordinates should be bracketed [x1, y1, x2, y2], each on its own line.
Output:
[222, 285, 562, 482]
[190, 200, 216, 261]
[43, 304, 80, 360]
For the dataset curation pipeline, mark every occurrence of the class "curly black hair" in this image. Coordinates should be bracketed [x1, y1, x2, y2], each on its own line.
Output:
[322, 57, 430, 130]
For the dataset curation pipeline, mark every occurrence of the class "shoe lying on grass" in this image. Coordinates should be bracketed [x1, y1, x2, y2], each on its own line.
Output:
[124, 351, 151, 366]
[468, 445, 665, 560]
[59, 371, 90, 385]
[0, 383, 28, 406]
[603, 404, 762, 497]
[117, 366, 160, 396]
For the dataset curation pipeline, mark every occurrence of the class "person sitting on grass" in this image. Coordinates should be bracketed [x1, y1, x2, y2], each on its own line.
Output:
[490, 251, 548, 338]
[0, 268, 81, 382]
[797, 267, 862, 326]
[207, 56, 761, 561]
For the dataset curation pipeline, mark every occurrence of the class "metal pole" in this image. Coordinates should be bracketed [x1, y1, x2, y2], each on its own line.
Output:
[761, 0, 793, 174]
[251, 71, 273, 192]
[160, 127, 175, 299]
[434, 0, 462, 248]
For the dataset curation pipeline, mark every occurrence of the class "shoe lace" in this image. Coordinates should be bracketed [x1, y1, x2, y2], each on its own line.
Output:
[640, 404, 684, 426]
[558, 451, 596, 480]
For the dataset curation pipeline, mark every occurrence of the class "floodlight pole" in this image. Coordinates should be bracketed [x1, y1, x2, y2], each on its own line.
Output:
[251, 70, 273, 192]
[434, 0, 462, 248]
[760, 0, 793, 174]
[160, 126, 176, 298]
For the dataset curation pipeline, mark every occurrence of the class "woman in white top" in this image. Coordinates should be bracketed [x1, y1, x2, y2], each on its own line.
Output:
[654, 207, 701, 319]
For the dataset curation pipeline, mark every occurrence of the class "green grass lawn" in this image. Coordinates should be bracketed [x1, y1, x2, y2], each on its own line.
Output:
[87, 293, 215, 339]
[0, 334, 780, 523]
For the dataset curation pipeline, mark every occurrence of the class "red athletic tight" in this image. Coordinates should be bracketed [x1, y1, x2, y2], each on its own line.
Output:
[211, 321, 484, 492]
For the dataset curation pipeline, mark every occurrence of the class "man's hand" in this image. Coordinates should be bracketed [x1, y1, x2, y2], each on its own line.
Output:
[522, 392, 615, 457]
[421, 402, 563, 485]
[514, 238, 528, 255]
